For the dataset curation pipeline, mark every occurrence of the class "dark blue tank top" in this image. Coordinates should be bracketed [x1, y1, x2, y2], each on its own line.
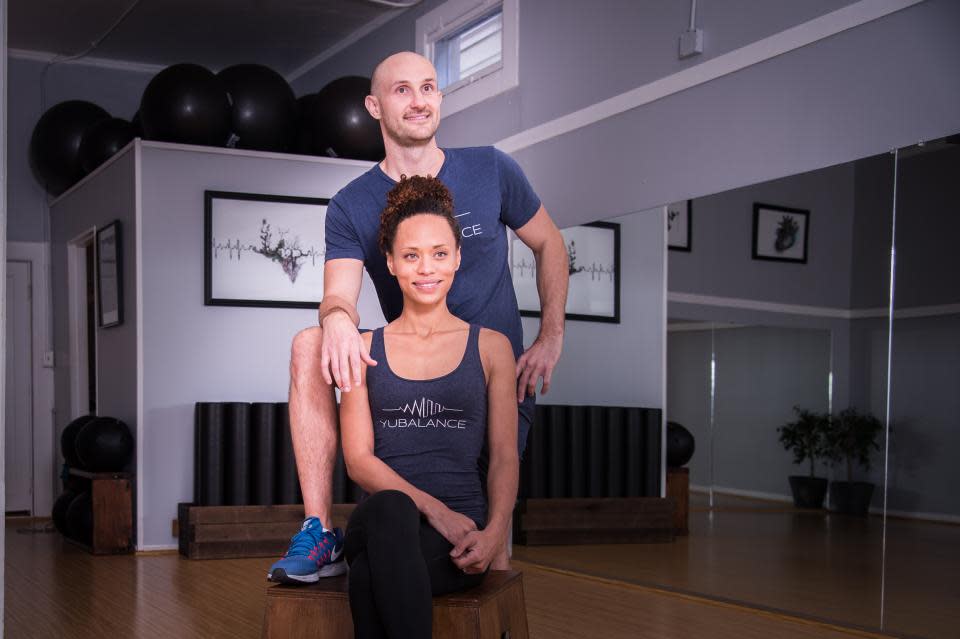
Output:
[367, 324, 488, 527]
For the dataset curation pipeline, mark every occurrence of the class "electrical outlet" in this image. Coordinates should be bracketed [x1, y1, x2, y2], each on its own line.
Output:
[679, 28, 703, 59]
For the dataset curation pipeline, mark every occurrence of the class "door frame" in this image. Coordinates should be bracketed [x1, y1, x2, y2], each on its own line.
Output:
[66, 229, 97, 422]
[6, 242, 55, 516]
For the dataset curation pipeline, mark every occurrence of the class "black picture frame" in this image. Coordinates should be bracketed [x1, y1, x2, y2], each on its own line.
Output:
[667, 200, 692, 251]
[204, 190, 329, 309]
[752, 203, 810, 264]
[512, 221, 621, 323]
[96, 220, 123, 328]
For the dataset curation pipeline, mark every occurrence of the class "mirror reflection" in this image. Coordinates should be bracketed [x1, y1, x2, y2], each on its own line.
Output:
[883, 139, 960, 639]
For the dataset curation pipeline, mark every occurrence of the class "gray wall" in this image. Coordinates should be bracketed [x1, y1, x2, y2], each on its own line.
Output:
[519, 207, 665, 408]
[49, 147, 138, 466]
[669, 162, 856, 308]
[6, 56, 151, 242]
[296, 0, 960, 228]
[668, 325, 832, 494]
[138, 144, 383, 549]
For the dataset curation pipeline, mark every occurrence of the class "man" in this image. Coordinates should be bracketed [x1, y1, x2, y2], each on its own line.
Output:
[268, 51, 568, 584]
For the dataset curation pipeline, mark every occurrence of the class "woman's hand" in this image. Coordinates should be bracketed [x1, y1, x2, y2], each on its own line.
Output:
[449, 529, 502, 574]
[424, 501, 478, 547]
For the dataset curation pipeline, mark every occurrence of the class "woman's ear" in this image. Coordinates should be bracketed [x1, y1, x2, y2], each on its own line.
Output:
[386, 252, 395, 276]
[455, 245, 462, 271]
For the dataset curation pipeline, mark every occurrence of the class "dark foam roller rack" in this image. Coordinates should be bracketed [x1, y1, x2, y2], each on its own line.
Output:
[251, 403, 278, 506]
[224, 402, 252, 506]
[196, 402, 225, 506]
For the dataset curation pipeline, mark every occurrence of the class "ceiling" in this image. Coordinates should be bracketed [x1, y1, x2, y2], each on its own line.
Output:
[8, 0, 411, 77]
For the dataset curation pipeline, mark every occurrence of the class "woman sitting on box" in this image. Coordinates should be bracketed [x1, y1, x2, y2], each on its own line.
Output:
[339, 175, 519, 639]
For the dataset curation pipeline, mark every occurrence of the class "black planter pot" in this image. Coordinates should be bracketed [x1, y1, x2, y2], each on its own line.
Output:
[788, 476, 828, 509]
[829, 481, 875, 516]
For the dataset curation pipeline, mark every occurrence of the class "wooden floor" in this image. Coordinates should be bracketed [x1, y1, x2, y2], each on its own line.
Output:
[4, 519, 899, 639]
[513, 493, 959, 639]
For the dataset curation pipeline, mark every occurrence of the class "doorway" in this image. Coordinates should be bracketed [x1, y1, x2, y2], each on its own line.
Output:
[67, 230, 98, 419]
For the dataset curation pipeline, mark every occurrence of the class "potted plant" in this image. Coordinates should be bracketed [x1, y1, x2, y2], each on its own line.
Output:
[777, 407, 830, 509]
[824, 408, 883, 516]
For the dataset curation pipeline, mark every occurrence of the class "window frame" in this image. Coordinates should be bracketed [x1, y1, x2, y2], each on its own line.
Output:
[415, 0, 519, 118]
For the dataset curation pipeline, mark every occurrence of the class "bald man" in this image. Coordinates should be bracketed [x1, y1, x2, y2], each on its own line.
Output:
[268, 52, 569, 584]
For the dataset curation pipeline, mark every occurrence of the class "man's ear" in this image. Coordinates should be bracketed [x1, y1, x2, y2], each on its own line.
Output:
[365, 95, 381, 120]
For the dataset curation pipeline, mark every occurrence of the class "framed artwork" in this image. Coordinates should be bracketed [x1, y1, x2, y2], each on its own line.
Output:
[511, 221, 620, 323]
[96, 220, 123, 328]
[667, 200, 692, 251]
[204, 191, 328, 308]
[752, 203, 810, 264]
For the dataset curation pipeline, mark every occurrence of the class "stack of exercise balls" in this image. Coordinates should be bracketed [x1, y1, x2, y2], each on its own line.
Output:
[30, 63, 385, 196]
[52, 415, 134, 545]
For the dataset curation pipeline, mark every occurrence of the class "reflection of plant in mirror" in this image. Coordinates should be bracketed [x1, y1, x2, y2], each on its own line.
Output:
[777, 407, 829, 477]
[824, 408, 883, 482]
[774, 215, 799, 252]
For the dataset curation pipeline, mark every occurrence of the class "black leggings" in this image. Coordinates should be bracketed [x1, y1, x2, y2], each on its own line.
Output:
[343, 490, 485, 639]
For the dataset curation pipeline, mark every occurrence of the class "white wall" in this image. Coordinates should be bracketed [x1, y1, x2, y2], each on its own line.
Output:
[522, 207, 665, 409]
[137, 143, 383, 549]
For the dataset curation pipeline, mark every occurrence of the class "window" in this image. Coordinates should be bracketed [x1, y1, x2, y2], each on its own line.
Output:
[416, 0, 518, 117]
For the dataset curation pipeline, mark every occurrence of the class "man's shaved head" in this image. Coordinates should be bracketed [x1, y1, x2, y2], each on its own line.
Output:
[370, 51, 436, 96]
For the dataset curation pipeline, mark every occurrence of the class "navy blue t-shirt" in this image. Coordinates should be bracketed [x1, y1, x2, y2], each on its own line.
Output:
[324, 146, 540, 361]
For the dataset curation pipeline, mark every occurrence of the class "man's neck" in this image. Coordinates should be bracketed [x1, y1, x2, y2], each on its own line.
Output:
[380, 141, 445, 181]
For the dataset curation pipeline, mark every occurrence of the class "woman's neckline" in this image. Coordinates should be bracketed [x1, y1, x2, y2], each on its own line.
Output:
[380, 324, 471, 383]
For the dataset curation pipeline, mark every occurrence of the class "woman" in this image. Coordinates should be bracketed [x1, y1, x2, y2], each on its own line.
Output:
[339, 175, 519, 639]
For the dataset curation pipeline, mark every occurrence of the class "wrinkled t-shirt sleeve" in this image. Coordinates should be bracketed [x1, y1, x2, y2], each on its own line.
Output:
[324, 197, 365, 262]
[496, 148, 542, 230]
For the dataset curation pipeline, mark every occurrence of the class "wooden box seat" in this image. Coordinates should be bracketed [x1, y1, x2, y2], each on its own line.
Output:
[262, 569, 529, 639]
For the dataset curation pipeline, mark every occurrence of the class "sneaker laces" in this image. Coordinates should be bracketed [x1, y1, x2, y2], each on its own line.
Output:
[287, 519, 331, 558]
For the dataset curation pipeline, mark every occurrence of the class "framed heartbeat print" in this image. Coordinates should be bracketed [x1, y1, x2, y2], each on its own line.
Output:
[511, 221, 620, 323]
[204, 191, 329, 308]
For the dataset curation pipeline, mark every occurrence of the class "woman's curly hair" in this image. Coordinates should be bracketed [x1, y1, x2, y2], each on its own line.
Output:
[378, 175, 461, 255]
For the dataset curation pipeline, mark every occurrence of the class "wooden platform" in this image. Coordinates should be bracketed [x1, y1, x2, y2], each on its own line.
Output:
[178, 503, 356, 559]
[66, 469, 132, 554]
[261, 570, 529, 639]
[515, 497, 675, 545]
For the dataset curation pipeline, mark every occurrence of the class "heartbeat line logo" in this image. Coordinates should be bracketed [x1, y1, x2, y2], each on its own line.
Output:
[383, 397, 463, 418]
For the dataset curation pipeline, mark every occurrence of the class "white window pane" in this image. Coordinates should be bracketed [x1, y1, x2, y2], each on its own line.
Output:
[435, 8, 503, 89]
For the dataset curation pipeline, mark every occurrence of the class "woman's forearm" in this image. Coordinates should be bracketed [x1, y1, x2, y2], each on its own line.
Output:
[346, 454, 443, 516]
[483, 449, 519, 537]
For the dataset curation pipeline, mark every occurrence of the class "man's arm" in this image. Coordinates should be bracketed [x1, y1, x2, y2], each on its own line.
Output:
[514, 205, 568, 401]
[318, 258, 377, 391]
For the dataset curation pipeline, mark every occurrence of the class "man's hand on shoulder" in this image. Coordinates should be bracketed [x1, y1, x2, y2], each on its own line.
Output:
[320, 310, 377, 392]
[516, 332, 563, 402]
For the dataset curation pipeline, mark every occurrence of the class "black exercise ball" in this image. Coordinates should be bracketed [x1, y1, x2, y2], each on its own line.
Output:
[217, 64, 296, 152]
[79, 118, 136, 174]
[61, 415, 97, 468]
[66, 492, 93, 545]
[140, 63, 230, 146]
[52, 490, 77, 536]
[75, 416, 134, 472]
[311, 76, 383, 161]
[294, 93, 323, 155]
[29, 100, 110, 195]
[667, 421, 696, 467]
[131, 110, 144, 138]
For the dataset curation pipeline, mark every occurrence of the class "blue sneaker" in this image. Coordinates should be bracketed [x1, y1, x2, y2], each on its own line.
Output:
[267, 517, 347, 584]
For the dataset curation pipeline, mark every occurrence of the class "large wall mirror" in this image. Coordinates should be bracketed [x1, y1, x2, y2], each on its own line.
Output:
[664, 138, 958, 637]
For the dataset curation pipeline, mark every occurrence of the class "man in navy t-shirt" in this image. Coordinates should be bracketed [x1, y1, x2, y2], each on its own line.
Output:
[268, 52, 569, 585]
